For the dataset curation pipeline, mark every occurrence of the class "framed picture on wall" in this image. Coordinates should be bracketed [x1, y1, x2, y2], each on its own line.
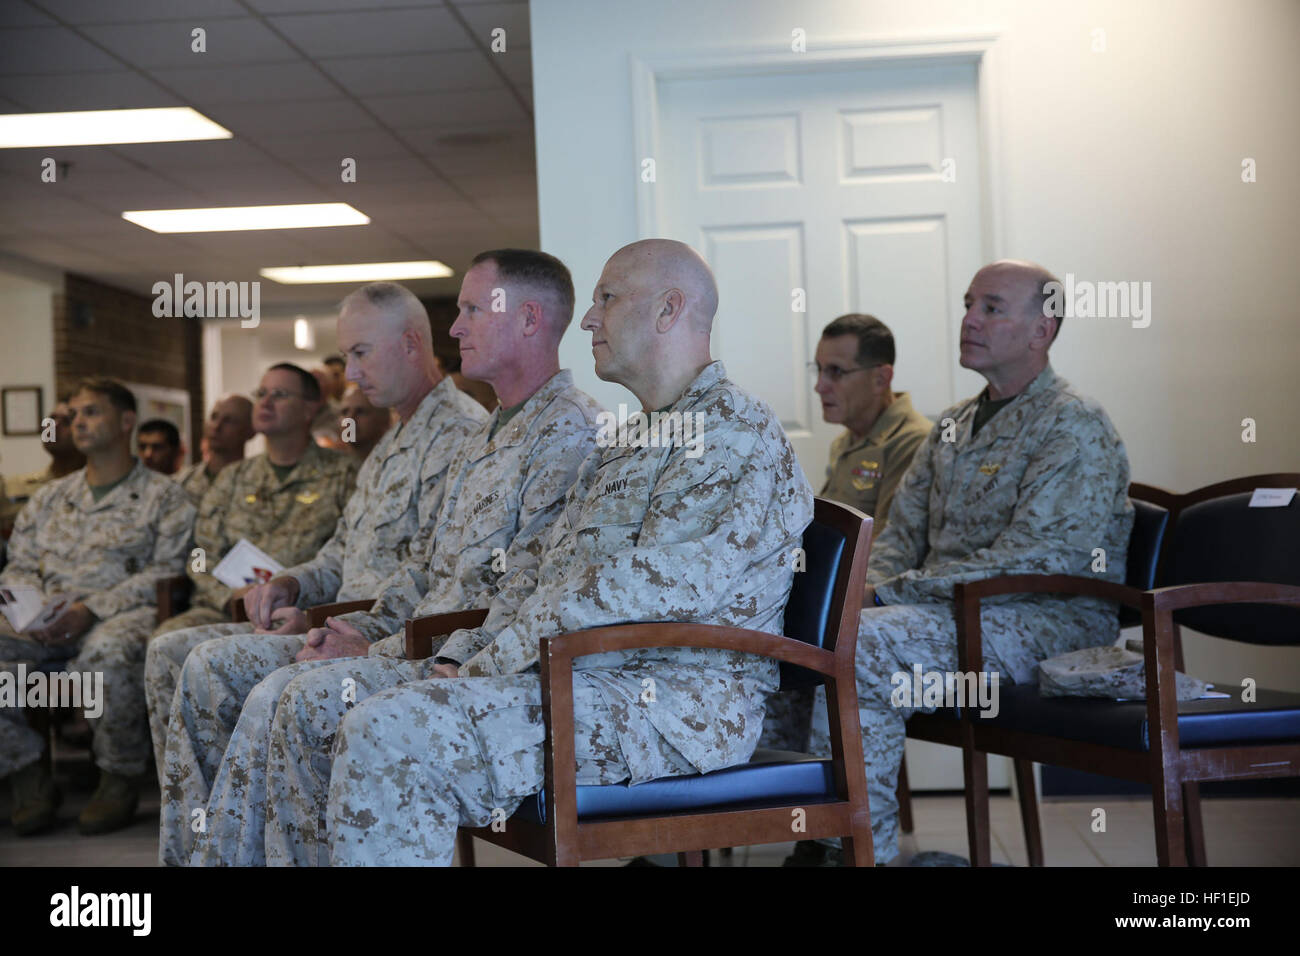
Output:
[2, 386, 42, 437]
[124, 382, 192, 462]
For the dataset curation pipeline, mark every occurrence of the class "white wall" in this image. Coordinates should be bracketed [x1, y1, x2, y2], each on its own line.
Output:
[531, 0, 1300, 692]
[0, 261, 60, 478]
[533, 0, 1300, 487]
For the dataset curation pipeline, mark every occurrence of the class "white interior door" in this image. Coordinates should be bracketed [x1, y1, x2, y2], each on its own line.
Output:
[657, 60, 984, 486]
[656, 59, 1007, 792]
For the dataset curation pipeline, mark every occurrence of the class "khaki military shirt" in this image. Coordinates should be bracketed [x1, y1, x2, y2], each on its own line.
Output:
[189, 442, 359, 614]
[1, 467, 59, 539]
[870, 365, 1134, 608]
[821, 392, 931, 532]
[175, 461, 217, 507]
[2, 459, 196, 621]
[283, 377, 487, 608]
[342, 370, 604, 643]
[442, 361, 814, 784]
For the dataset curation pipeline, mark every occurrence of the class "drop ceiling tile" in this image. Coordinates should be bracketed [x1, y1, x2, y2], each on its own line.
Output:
[247, 0, 445, 12]
[0, 27, 122, 74]
[32, 0, 248, 24]
[0, 6, 56, 28]
[294, 153, 443, 186]
[363, 88, 526, 128]
[495, 47, 530, 88]
[267, 8, 472, 58]
[318, 50, 499, 97]
[258, 126, 410, 164]
[454, 1, 529, 49]
[207, 97, 375, 136]
[0, 146, 140, 176]
[82, 19, 298, 69]
[150, 61, 339, 103]
[0, 70, 179, 111]
[111, 137, 270, 168]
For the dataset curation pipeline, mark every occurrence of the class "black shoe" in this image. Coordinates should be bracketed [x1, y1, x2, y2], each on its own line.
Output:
[781, 840, 842, 867]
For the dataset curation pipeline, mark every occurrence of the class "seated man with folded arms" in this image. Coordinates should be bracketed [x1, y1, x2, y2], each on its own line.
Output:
[146, 283, 486, 865]
[181, 249, 604, 866]
[175, 396, 255, 506]
[297, 238, 814, 867]
[1, 378, 194, 835]
[792, 260, 1134, 866]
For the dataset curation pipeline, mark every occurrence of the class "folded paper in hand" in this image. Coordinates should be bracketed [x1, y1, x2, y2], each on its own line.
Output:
[0, 585, 80, 633]
[212, 539, 284, 589]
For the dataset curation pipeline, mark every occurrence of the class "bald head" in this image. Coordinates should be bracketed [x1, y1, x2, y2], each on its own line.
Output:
[205, 393, 255, 457]
[977, 259, 1062, 339]
[340, 281, 432, 348]
[607, 239, 719, 332]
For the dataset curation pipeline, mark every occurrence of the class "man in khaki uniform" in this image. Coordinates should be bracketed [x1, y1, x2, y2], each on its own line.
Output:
[815, 314, 932, 531]
[762, 314, 933, 758]
[1, 378, 194, 835]
[796, 260, 1134, 865]
[171, 250, 603, 866]
[336, 383, 393, 462]
[147, 284, 486, 865]
[310, 239, 813, 866]
[174, 395, 254, 506]
[153, 364, 358, 637]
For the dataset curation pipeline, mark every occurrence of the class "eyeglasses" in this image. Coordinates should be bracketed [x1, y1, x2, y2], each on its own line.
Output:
[807, 362, 880, 383]
[251, 388, 305, 402]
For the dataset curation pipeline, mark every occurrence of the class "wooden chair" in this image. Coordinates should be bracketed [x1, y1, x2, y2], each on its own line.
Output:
[926, 474, 1300, 865]
[155, 575, 193, 625]
[307, 599, 376, 628]
[902, 481, 1173, 865]
[405, 498, 875, 866]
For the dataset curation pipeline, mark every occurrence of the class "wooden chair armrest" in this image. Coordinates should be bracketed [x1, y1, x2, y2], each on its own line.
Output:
[1145, 581, 1300, 614]
[952, 573, 1143, 678]
[308, 599, 376, 628]
[404, 608, 490, 660]
[539, 622, 838, 676]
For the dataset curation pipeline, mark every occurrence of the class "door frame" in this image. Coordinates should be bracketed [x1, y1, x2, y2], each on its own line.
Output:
[629, 32, 1006, 263]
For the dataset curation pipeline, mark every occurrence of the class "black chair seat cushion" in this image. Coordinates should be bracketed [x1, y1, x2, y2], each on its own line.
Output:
[515, 749, 836, 825]
[930, 683, 1300, 752]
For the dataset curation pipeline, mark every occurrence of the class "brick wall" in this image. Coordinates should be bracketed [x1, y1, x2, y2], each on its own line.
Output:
[54, 274, 203, 462]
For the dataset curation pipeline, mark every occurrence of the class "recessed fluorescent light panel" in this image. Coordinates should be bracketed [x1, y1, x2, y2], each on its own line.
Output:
[122, 203, 370, 233]
[0, 107, 231, 148]
[260, 262, 454, 284]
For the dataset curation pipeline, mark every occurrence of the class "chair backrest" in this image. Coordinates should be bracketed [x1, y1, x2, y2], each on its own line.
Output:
[1165, 483, 1300, 646]
[1119, 497, 1170, 628]
[779, 498, 870, 689]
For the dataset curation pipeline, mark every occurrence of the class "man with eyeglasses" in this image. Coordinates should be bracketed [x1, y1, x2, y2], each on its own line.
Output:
[761, 316, 932, 809]
[152, 363, 359, 639]
[811, 314, 932, 537]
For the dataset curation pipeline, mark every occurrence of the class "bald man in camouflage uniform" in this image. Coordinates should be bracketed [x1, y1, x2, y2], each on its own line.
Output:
[315, 239, 813, 866]
[174, 395, 255, 506]
[188, 250, 603, 866]
[148, 284, 485, 865]
[795, 260, 1134, 865]
[1, 379, 194, 835]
